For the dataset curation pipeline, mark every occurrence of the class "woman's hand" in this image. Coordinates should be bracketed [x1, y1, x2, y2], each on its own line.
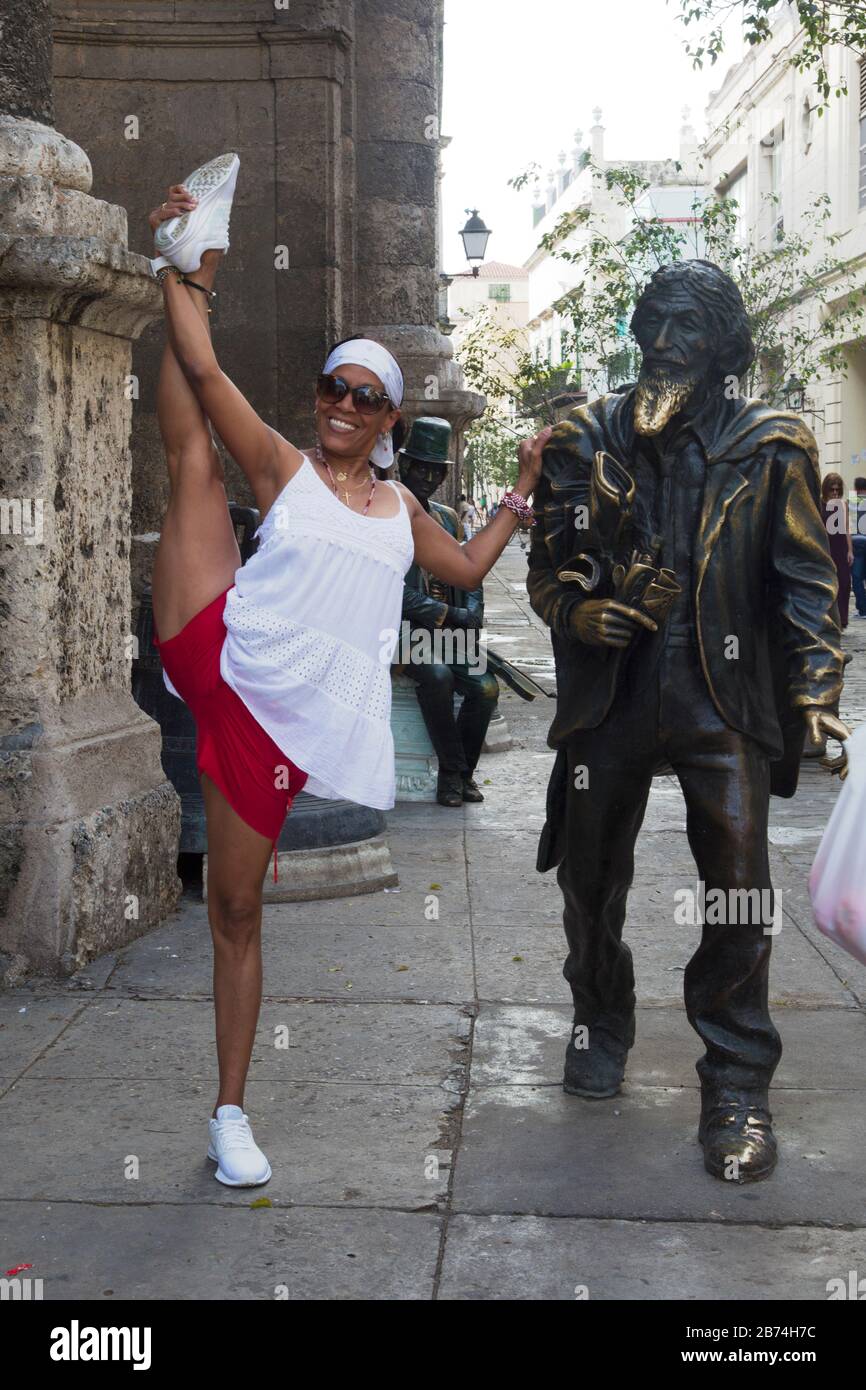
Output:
[515, 425, 554, 500]
[148, 184, 198, 235]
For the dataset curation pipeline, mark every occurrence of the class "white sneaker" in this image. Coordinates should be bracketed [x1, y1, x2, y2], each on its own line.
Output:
[207, 1103, 272, 1187]
[151, 151, 240, 276]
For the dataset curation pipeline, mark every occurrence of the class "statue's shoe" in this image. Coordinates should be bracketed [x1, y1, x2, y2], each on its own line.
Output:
[151, 151, 240, 276]
[699, 1101, 777, 1183]
[436, 771, 464, 807]
[461, 774, 484, 802]
[563, 1025, 629, 1098]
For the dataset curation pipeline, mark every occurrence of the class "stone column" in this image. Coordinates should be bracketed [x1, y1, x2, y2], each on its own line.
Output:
[353, 0, 484, 505]
[0, 0, 181, 980]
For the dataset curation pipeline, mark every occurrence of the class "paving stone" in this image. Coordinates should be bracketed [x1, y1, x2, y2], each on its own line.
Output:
[470, 1003, 866, 1091]
[0, 995, 85, 1074]
[452, 1083, 866, 1226]
[24, 997, 470, 1088]
[1, 1201, 441, 1300]
[0, 1077, 456, 1209]
[438, 1214, 866, 1301]
[106, 908, 475, 1003]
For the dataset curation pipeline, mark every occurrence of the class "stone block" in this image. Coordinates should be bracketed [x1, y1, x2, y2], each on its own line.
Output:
[356, 139, 437, 207]
[357, 197, 436, 268]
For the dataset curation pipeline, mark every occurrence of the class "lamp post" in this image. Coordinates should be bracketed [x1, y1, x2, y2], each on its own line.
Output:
[782, 375, 805, 413]
[460, 208, 492, 276]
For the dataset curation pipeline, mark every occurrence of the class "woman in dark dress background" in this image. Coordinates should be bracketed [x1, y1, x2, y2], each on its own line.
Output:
[821, 472, 853, 629]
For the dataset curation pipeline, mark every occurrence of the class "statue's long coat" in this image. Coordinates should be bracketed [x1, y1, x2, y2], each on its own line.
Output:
[527, 388, 844, 871]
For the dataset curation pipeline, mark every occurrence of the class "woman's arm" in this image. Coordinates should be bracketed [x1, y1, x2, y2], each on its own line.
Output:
[408, 428, 552, 588]
[160, 269, 300, 510]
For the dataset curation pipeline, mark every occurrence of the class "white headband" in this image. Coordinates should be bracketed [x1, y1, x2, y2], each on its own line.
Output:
[322, 339, 404, 470]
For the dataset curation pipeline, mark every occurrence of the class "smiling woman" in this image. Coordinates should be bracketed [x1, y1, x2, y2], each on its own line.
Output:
[143, 151, 549, 1191]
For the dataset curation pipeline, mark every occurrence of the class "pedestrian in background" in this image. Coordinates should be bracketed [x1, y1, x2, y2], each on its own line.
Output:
[852, 475, 866, 618]
[821, 472, 852, 629]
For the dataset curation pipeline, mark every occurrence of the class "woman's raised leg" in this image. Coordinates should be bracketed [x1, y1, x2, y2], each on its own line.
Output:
[151, 251, 241, 643]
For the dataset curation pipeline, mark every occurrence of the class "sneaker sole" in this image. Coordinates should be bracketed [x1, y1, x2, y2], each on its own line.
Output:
[154, 152, 239, 254]
[207, 1143, 271, 1187]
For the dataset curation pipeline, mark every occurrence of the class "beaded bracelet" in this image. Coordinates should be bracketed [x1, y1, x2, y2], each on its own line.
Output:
[501, 488, 535, 527]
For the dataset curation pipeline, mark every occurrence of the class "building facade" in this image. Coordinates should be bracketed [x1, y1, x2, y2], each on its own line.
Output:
[702, 2, 866, 479]
[522, 109, 705, 403]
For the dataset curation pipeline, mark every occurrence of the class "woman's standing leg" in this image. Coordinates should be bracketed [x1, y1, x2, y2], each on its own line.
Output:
[201, 774, 275, 1114]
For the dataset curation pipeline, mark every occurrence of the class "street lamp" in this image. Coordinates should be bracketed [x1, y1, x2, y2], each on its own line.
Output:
[460, 209, 492, 276]
[782, 375, 805, 413]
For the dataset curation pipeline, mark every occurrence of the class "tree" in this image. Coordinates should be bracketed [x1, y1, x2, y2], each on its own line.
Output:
[671, 1, 866, 107]
[463, 415, 524, 496]
[455, 303, 582, 492]
[531, 159, 866, 408]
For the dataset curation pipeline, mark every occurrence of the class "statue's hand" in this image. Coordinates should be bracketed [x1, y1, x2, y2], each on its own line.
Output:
[804, 707, 852, 780]
[447, 605, 481, 631]
[570, 598, 657, 649]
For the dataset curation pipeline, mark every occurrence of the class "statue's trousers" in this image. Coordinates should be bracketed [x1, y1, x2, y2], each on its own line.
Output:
[557, 639, 783, 1099]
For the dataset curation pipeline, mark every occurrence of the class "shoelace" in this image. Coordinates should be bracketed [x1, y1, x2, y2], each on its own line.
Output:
[215, 1116, 256, 1151]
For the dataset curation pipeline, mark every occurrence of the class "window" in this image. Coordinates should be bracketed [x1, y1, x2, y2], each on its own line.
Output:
[770, 128, 784, 241]
[488, 283, 511, 303]
[860, 59, 866, 210]
[723, 166, 749, 243]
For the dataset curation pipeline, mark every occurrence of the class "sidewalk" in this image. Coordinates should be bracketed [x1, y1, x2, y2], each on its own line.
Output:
[2, 537, 865, 1300]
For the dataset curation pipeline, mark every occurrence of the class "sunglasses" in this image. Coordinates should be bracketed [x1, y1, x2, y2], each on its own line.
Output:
[316, 373, 391, 416]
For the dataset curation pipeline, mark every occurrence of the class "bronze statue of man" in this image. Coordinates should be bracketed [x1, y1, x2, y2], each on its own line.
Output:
[396, 417, 500, 806]
[528, 259, 846, 1182]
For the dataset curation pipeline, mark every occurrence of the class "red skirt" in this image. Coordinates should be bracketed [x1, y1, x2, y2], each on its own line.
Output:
[153, 588, 308, 849]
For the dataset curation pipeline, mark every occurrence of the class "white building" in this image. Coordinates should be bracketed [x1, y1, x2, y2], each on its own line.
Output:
[447, 259, 529, 335]
[702, 1, 866, 478]
[520, 109, 706, 402]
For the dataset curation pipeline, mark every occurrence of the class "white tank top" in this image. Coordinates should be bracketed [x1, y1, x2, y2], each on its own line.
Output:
[165, 454, 415, 809]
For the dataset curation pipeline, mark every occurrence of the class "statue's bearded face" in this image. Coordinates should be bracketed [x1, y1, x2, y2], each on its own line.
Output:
[632, 291, 716, 436]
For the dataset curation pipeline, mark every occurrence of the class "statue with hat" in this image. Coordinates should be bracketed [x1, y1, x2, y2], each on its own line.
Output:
[395, 417, 547, 806]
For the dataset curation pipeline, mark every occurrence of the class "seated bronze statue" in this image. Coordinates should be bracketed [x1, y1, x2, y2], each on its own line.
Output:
[528, 259, 847, 1182]
[394, 418, 500, 806]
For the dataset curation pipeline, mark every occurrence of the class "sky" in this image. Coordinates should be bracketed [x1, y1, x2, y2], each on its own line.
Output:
[441, 0, 747, 271]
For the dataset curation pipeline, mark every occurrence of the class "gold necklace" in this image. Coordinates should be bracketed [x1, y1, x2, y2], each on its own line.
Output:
[315, 443, 377, 513]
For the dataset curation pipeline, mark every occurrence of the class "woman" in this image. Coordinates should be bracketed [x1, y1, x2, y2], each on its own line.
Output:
[821, 472, 852, 629]
[147, 155, 549, 1187]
